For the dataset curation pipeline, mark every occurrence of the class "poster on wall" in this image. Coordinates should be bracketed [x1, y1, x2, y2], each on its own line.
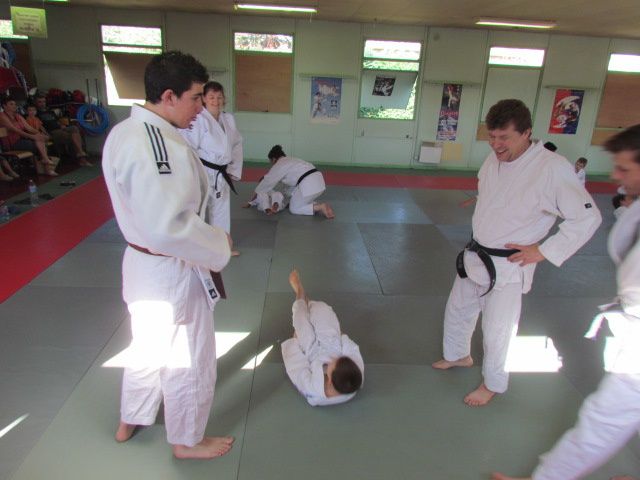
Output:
[548, 89, 584, 134]
[372, 76, 396, 96]
[436, 83, 462, 141]
[10, 6, 47, 38]
[310, 77, 342, 124]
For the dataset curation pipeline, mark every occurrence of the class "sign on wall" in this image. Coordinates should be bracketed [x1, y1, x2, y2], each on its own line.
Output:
[310, 77, 342, 124]
[548, 89, 584, 134]
[10, 6, 47, 38]
[436, 83, 462, 141]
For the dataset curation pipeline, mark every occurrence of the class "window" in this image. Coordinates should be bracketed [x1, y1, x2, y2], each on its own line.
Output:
[234, 32, 293, 113]
[488, 47, 545, 67]
[0, 19, 27, 39]
[101, 25, 162, 106]
[359, 39, 421, 120]
[608, 53, 640, 73]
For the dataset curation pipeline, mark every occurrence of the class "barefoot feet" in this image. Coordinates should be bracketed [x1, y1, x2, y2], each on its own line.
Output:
[172, 436, 234, 459]
[115, 422, 138, 442]
[431, 355, 473, 370]
[314, 202, 335, 219]
[464, 383, 496, 407]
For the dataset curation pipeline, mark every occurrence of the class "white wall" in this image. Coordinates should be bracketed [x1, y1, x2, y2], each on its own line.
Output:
[23, 4, 640, 173]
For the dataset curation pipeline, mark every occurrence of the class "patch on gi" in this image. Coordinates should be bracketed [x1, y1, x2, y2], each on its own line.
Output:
[144, 122, 172, 174]
[585, 203, 592, 209]
[216, 191, 222, 199]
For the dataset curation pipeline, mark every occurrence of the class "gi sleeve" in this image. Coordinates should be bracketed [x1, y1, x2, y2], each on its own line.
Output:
[255, 161, 287, 195]
[538, 159, 602, 267]
[115, 131, 230, 272]
[281, 338, 323, 405]
[618, 238, 640, 318]
[225, 113, 244, 180]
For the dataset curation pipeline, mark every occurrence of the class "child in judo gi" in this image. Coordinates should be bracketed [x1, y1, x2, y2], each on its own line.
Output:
[281, 269, 364, 406]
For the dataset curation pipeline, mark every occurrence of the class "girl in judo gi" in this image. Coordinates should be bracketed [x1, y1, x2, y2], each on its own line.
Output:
[281, 269, 364, 406]
[255, 145, 335, 218]
[180, 81, 243, 255]
[492, 124, 640, 480]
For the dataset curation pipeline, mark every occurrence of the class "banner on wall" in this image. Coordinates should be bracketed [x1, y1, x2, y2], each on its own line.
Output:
[10, 6, 47, 38]
[310, 77, 342, 124]
[436, 83, 462, 141]
[548, 89, 584, 134]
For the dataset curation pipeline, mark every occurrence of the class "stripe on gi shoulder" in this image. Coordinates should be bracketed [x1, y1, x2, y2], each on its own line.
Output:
[144, 122, 172, 175]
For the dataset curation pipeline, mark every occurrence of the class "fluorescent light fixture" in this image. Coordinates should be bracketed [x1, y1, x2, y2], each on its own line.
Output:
[236, 3, 317, 13]
[476, 18, 556, 29]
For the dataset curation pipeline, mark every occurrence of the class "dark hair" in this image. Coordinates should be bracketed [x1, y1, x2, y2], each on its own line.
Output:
[612, 193, 624, 209]
[144, 51, 208, 104]
[485, 99, 532, 133]
[576, 157, 588, 165]
[203, 81, 224, 97]
[543, 141, 558, 152]
[0, 96, 13, 106]
[331, 356, 362, 395]
[604, 124, 640, 165]
[268, 144, 286, 161]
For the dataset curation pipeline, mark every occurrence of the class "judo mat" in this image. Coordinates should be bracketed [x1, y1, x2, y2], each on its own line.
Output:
[1, 171, 637, 480]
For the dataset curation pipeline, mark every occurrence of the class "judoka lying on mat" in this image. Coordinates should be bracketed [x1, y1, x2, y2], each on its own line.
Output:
[281, 269, 364, 406]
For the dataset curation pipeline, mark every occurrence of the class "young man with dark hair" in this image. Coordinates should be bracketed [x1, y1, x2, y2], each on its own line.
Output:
[492, 124, 640, 479]
[432, 99, 602, 406]
[282, 269, 364, 406]
[102, 50, 234, 459]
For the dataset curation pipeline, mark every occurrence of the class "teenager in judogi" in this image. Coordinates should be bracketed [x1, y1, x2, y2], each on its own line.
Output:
[102, 51, 233, 459]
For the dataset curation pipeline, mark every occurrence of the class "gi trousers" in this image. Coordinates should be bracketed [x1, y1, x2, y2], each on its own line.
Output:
[443, 275, 522, 393]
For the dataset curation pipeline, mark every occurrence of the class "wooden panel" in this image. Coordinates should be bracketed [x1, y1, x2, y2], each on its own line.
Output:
[476, 123, 489, 141]
[597, 73, 640, 128]
[104, 52, 154, 100]
[235, 53, 291, 113]
[591, 127, 623, 146]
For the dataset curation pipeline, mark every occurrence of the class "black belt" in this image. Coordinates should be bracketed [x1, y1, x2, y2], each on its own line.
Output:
[128, 242, 226, 299]
[296, 168, 319, 186]
[200, 159, 238, 195]
[455, 238, 519, 296]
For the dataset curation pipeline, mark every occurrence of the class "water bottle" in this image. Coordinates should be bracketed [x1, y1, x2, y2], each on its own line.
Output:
[28, 179, 39, 206]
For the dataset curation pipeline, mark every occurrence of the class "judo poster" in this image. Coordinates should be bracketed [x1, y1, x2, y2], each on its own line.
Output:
[436, 83, 462, 141]
[310, 77, 342, 124]
[372, 76, 396, 96]
[548, 89, 584, 134]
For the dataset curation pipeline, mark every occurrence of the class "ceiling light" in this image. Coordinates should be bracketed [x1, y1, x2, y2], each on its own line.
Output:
[476, 18, 556, 29]
[235, 3, 317, 13]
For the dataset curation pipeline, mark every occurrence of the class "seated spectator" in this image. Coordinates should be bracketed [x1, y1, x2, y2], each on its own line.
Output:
[25, 103, 48, 135]
[0, 153, 19, 181]
[0, 96, 58, 176]
[34, 94, 91, 166]
[575, 157, 588, 186]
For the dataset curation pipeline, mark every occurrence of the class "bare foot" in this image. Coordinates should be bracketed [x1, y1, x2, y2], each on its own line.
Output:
[172, 436, 234, 459]
[314, 202, 335, 219]
[464, 383, 496, 407]
[115, 422, 137, 442]
[231, 250, 240, 257]
[271, 202, 280, 213]
[289, 269, 302, 295]
[491, 473, 531, 480]
[431, 355, 473, 369]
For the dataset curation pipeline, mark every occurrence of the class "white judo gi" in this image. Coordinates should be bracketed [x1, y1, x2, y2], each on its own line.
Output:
[531, 199, 640, 480]
[576, 168, 586, 186]
[248, 190, 288, 213]
[102, 104, 231, 447]
[443, 141, 602, 393]
[255, 156, 326, 216]
[180, 109, 243, 233]
[281, 300, 364, 406]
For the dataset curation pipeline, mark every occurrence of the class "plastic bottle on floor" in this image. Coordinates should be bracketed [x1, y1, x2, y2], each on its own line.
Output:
[28, 179, 39, 206]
